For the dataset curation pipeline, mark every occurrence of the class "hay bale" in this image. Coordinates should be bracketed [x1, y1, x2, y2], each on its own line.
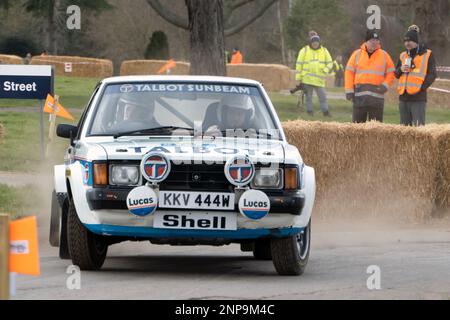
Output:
[0, 54, 23, 65]
[227, 64, 292, 92]
[282, 121, 449, 221]
[120, 60, 190, 76]
[426, 126, 450, 214]
[31, 55, 113, 78]
[121, 61, 311, 92]
[289, 70, 297, 89]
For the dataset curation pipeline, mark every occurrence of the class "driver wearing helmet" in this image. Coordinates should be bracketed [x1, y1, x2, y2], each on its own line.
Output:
[115, 93, 160, 131]
[205, 94, 254, 135]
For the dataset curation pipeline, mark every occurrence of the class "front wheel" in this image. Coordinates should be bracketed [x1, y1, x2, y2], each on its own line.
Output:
[49, 190, 61, 247]
[67, 199, 108, 270]
[270, 221, 311, 276]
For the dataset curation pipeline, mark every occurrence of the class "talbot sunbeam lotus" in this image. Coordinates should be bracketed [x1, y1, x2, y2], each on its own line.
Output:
[50, 76, 316, 276]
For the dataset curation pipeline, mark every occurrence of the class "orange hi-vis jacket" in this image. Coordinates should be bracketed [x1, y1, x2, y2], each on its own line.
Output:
[230, 51, 243, 64]
[397, 49, 432, 95]
[345, 44, 395, 100]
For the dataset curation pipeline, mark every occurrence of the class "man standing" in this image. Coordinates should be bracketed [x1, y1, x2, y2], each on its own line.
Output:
[345, 30, 395, 123]
[295, 31, 333, 117]
[230, 48, 243, 64]
[395, 25, 437, 126]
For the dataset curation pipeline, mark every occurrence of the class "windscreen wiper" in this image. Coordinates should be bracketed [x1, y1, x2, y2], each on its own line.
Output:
[217, 130, 274, 139]
[114, 126, 194, 139]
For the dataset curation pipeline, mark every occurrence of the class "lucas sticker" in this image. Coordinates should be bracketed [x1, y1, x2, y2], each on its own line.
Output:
[238, 189, 270, 220]
[127, 186, 158, 216]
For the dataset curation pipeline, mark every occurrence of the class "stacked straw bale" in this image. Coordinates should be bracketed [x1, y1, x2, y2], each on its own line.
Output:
[120, 60, 190, 76]
[427, 126, 450, 213]
[121, 60, 300, 92]
[31, 55, 113, 78]
[0, 54, 23, 64]
[283, 120, 450, 221]
[227, 64, 292, 92]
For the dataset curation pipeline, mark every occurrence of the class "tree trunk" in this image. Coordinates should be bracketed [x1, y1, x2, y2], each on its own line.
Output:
[277, 1, 287, 65]
[186, 0, 226, 76]
[46, 0, 59, 54]
[413, 0, 449, 63]
[48, 18, 58, 54]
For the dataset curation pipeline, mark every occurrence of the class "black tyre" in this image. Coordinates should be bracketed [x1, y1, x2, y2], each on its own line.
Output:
[50, 191, 70, 259]
[59, 200, 71, 260]
[67, 199, 108, 270]
[49, 190, 61, 247]
[271, 221, 311, 276]
[253, 239, 272, 260]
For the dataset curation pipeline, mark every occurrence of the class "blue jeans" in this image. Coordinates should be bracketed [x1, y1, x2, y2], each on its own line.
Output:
[303, 84, 329, 113]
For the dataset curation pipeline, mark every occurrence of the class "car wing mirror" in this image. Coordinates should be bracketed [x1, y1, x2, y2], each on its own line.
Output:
[57, 124, 78, 143]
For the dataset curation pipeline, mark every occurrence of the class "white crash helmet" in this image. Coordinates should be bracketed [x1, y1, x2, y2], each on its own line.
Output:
[119, 93, 152, 108]
[119, 93, 155, 120]
[217, 94, 255, 124]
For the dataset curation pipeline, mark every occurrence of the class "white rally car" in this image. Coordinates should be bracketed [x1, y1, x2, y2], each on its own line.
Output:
[50, 76, 316, 276]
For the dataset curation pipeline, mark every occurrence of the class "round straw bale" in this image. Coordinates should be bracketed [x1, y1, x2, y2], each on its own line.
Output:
[120, 60, 190, 76]
[0, 54, 23, 64]
[31, 55, 113, 78]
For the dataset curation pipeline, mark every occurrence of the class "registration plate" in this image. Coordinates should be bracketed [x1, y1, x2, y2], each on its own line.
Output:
[159, 191, 235, 211]
[153, 211, 237, 231]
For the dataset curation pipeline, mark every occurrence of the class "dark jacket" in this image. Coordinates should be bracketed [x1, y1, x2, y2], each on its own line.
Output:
[395, 45, 437, 102]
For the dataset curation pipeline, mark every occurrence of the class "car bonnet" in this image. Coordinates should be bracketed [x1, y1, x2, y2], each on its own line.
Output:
[91, 137, 286, 164]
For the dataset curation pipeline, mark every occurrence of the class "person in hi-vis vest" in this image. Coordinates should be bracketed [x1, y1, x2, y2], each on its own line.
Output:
[395, 25, 437, 126]
[345, 30, 395, 123]
[295, 31, 334, 117]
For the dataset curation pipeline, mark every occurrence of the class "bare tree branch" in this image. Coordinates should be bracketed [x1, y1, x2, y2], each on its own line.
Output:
[229, 0, 255, 11]
[146, 0, 189, 30]
[224, 0, 255, 25]
[224, 0, 278, 36]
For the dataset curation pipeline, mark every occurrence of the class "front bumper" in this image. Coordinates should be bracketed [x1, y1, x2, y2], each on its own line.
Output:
[86, 187, 305, 215]
[85, 223, 303, 240]
[81, 188, 306, 241]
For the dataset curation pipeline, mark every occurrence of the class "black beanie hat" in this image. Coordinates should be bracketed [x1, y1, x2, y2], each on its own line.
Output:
[404, 29, 419, 44]
[365, 30, 380, 41]
[310, 35, 321, 43]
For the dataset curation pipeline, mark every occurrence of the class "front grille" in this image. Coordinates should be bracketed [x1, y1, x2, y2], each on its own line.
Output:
[159, 163, 233, 192]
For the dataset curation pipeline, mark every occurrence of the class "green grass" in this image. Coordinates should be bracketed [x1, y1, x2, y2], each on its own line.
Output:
[269, 92, 450, 124]
[0, 112, 73, 172]
[0, 76, 100, 109]
[0, 184, 42, 220]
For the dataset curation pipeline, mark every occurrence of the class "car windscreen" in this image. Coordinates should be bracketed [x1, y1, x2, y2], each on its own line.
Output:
[88, 82, 280, 138]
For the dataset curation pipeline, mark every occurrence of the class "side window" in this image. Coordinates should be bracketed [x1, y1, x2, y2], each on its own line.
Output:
[76, 84, 101, 140]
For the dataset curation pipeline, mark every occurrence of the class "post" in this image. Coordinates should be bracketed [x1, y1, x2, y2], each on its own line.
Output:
[39, 100, 45, 160]
[46, 95, 59, 158]
[0, 214, 10, 300]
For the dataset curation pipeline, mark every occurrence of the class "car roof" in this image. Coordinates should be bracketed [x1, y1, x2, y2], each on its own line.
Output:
[101, 75, 262, 86]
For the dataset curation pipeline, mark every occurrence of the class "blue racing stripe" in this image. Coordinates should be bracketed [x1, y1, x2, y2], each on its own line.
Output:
[85, 224, 303, 240]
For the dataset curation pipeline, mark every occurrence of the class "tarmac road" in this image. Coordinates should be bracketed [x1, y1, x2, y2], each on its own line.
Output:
[4, 170, 450, 300]
[13, 218, 450, 300]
